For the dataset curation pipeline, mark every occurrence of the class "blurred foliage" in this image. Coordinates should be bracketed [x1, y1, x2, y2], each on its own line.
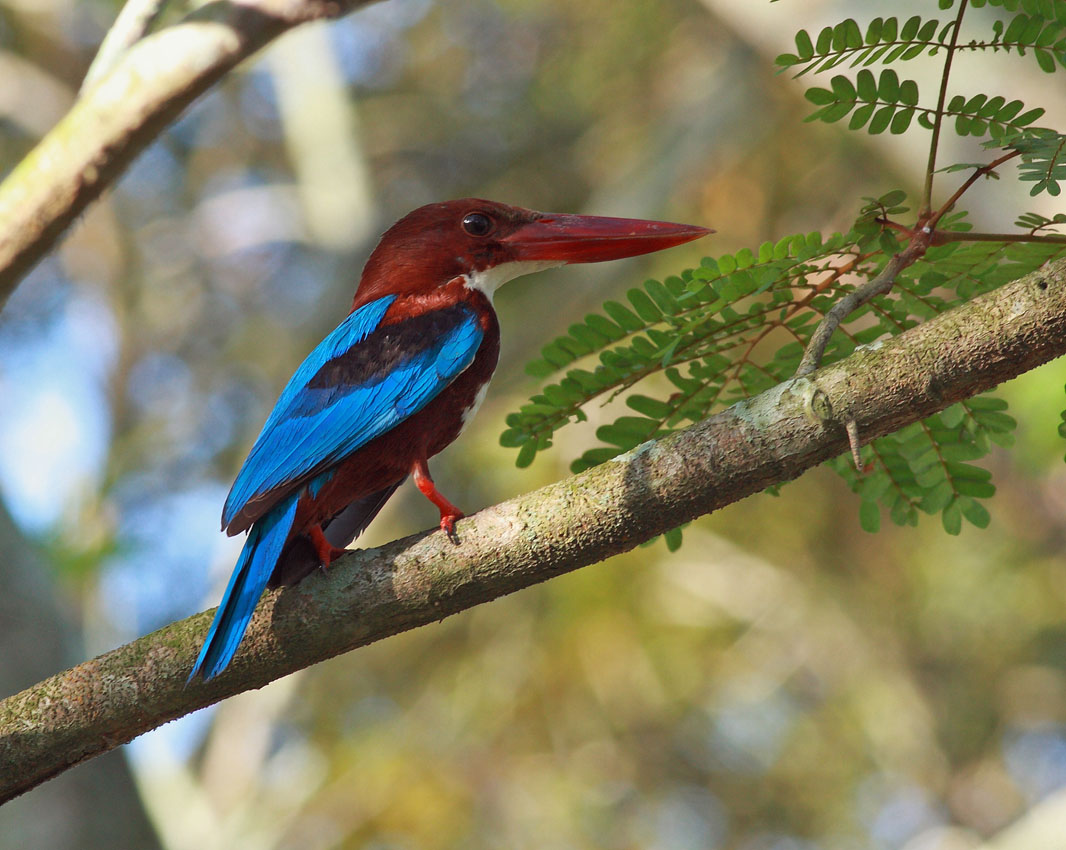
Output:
[1, 0, 1066, 849]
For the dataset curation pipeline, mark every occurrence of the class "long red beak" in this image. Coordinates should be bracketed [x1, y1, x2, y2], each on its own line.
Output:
[502, 213, 712, 264]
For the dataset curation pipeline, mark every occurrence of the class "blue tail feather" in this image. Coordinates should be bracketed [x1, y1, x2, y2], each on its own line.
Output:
[189, 496, 300, 682]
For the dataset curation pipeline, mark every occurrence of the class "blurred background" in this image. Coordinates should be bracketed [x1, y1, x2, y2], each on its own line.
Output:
[1, 0, 1066, 848]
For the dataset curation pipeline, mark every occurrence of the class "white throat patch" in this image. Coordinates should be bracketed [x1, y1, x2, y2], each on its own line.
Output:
[463, 260, 564, 302]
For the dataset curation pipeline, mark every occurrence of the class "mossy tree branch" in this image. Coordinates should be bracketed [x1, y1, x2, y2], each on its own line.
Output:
[0, 0, 380, 311]
[2, 257, 1065, 803]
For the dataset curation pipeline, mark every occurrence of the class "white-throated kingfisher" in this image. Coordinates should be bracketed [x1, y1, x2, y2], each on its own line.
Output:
[190, 199, 710, 681]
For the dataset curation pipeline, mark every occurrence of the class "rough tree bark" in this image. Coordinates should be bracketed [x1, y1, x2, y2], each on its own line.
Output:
[1, 256, 1064, 802]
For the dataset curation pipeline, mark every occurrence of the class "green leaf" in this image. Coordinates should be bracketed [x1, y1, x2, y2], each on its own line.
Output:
[645, 279, 682, 315]
[960, 498, 991, 528]
[603, 301, 645, 332]
[1016, 107, 1046, 125]
[856, 68, 878, 101]
[626, 394, 672, 418]
[663, 526, 684, 552]
[954, 478, 996, 498]
[628, 288, 663, 322]
[658, 335, 682, 367]
[965, 396, 1009, 411]
[525, 358, 556, 379]
[515, 441, 538, 468]
[830, 74, 857, 101]
[541, 341, 576, 368]
[850, 103, 876, 130]
[972, 410, 1017, 431]
[878, 68, 900, 102]
[939, 404, 966, 428]
[879, 189, 908, 207]
[586, 313, 627, 341]
[843, 17, 864, 49]
[869, 104, 896, 134]
[859, 500, 882, 532]
[890, 107, 915, 134]
[866, 17, 884, 44]
[499, 429, 525, 449]
[922, 480, 956, 513]
[1004, 13, 1031, 44]
[942, 499, 963, 535]
[816, 26, 835, 55]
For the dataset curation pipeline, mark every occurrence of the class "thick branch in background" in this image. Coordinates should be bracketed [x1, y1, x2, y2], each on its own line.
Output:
[0, 0, 378, 310]
[2, 257, 1064, 803]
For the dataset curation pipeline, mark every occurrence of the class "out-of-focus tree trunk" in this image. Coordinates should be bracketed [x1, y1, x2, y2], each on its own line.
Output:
[0, 503, 159, 849]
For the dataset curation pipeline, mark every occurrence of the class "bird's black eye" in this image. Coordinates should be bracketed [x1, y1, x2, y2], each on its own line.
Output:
[461, 212, 494, 237]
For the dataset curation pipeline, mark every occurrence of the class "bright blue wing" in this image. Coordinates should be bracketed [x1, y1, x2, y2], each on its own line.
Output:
[222, 295, 484, 530]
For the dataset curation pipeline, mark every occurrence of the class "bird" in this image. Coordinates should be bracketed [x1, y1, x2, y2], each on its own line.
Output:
[189, 199, 711, 681]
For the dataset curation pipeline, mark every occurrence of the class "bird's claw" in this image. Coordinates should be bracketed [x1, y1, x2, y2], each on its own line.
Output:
[309, 525, 348, 569]
[440, 512, 463, 544]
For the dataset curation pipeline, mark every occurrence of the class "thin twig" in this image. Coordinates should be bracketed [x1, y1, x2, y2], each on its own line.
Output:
[921, 0, 969, 217]
[877, 221, 1066, 246]
[795, 235, 930, 377]
[929, 150, 1022, 227]
[845, 419, 863, 471]
[930, 229, 1066, 246]
[803, 145, 1055, 377]
[80, 0, 170, 95]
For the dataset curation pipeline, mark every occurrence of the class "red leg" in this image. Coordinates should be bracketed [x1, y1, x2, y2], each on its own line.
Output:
[308, 524, 348, 568]
[411, 457, 464, 541]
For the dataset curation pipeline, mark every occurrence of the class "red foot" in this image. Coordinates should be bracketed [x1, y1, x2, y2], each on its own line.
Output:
[439, 510, 464, 541]
[309, 524, 348, 568]
[411, 457, 465, 543]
